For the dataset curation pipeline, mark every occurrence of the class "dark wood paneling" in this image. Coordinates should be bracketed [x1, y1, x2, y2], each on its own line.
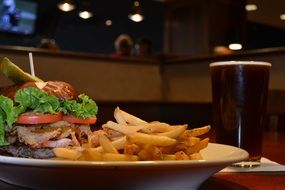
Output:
[164, 0, 246, 56]
[94, 101, 212, 128]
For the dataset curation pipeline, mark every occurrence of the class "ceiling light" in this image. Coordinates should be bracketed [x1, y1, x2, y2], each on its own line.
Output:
[78, 0, 93, 19]
[280, 14, 285, 20]
[245, 4, 258, 11]
[228, 43, 242, 50]
[57, 0, 75, 12]
[79, 11, 93, 19]
[105, 20, 112, 26]
[129, 14, 144, 22]
[129, 1, 144, 22]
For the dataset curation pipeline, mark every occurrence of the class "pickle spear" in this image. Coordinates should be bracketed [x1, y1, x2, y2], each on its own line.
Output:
[0, 57, 43, 83]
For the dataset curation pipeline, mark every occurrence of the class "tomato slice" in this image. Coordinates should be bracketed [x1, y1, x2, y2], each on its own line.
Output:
[63, 115, 97, 124]
[16, 112, 63, 125]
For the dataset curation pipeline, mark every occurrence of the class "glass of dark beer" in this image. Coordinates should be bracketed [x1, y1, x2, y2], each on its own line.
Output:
[210, 61, 271, 167]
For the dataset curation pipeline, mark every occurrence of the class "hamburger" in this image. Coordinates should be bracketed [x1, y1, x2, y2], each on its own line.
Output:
[0, 59, 98, 159]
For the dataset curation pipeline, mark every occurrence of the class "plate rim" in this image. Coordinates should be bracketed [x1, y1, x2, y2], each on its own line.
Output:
[0, 143, 249, 168]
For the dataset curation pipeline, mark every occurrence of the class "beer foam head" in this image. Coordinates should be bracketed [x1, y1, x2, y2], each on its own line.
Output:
[210, 61, 271, 67]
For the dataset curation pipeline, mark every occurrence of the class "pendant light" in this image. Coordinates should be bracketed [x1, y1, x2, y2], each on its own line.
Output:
[129, 0, 144, 22]
[57, 0, 75, 12]
[78, 0, 93, 19]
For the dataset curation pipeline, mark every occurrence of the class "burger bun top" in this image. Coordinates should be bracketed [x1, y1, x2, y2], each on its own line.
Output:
[0, 81, 77, 100]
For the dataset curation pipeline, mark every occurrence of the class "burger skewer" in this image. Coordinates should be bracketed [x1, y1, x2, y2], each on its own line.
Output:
[28, 52, 35, 77]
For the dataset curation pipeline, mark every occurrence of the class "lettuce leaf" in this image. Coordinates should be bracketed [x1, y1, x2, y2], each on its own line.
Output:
[0, 95, 23, 129]
[0, 109, 9, 145]
[14, 88, 98, 118]
[15, 87, 60, 114]
[0, 95, 24, 145]
[60, 94, 98, 119]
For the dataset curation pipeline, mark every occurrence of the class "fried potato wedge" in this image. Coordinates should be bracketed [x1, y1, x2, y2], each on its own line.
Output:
[128, 132, 177, 146]
[140, 121, 172, 133]
[103, 121, 144, 136]
[98, 134, 119, 154]
[53, 148, 82, 160]
[157, 125, 187, 138]
[181, 125, 211, 138]
[115, 107, 147, 125]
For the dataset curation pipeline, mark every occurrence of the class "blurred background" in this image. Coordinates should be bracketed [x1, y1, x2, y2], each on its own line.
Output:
[0, 0, 284, 56]
[1, 0, 285, 129]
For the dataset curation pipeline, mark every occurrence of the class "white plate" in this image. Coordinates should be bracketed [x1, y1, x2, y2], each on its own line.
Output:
[0, 143, 248, 190]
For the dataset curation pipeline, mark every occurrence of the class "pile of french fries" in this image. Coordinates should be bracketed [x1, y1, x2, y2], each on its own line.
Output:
[53, 107, 210, 161]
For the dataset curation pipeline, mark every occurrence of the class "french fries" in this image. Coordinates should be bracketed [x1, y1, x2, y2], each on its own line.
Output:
[53, 107, 211, 161]
[98, 134, 119, 154]
[127, 132, 177, 146]
[93, 136, 127, 153]
[114, 107, 147, 125]
[157, 125, 187, 138]
[53, 147, 83, 160]
[140, 122, 172, 133]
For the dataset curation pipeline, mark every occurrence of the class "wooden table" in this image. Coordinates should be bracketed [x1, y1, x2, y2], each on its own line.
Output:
[199, 131, 285, 190]
[0, 131, 284, 190]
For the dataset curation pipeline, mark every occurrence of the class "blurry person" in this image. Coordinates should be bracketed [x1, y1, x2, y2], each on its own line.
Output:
[134, 38, 152, 56]
[0, 0, 21, 30]
[112, 34, 134, 57]
[38, 38, 60, 51]
[213, 46, 233, 55]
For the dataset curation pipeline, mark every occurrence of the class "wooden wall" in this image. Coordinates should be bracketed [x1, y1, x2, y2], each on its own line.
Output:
[163, 48, 285, 102]
[0, 47, 162, 102]
[1, 46, 285, 127]
[2, 46, 285, 103]
[164, 0, 246, 56]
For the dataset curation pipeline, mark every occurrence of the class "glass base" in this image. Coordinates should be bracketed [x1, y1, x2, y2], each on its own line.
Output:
[231, 160, 261, 168]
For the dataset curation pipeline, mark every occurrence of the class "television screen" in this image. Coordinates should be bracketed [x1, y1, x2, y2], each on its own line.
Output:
[0, 0, 37, 35]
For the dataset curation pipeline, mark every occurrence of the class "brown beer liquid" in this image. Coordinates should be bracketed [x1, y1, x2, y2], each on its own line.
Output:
[210, 63, 270, 161]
